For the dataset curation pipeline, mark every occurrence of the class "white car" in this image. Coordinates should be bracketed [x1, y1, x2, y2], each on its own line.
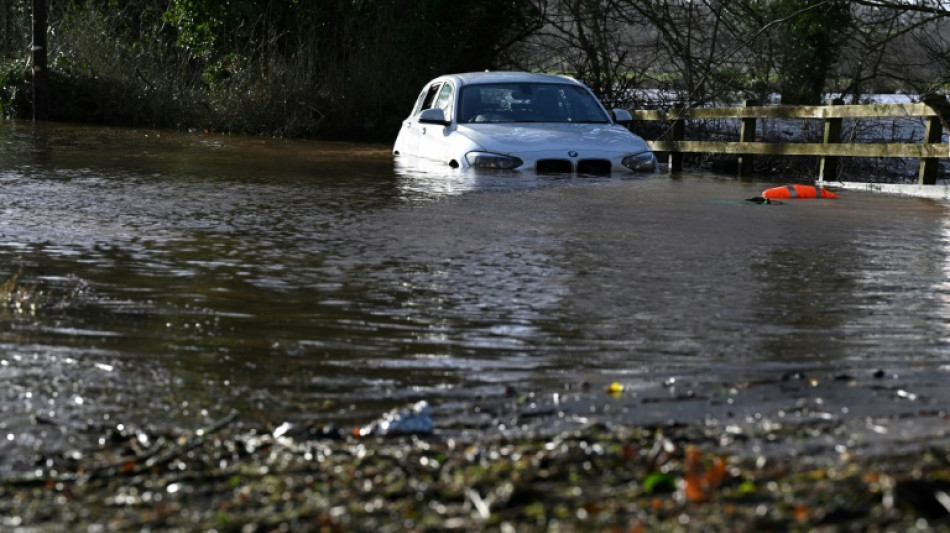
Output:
[393, 71, 657, 174]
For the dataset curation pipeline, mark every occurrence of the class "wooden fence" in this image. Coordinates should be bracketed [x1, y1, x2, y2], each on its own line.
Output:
[630, 100, 948, 186]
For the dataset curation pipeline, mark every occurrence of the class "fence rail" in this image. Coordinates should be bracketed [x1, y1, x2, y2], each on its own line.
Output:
[630, 100, 948, 185]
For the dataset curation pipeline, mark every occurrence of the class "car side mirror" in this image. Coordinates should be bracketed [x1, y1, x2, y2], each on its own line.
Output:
[612, 108, 633, 125]
[418, 108, 450, 126]
[613, 109, 633, 126]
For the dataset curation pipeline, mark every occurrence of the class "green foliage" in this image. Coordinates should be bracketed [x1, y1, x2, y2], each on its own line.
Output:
[201, 53, 242, 88]
[162, 0, 225, 59]
[0, 58, 28, 118]
[36, 0, 542, 138]
[768, 0, 851, 105]
[1, 0, 30, 117]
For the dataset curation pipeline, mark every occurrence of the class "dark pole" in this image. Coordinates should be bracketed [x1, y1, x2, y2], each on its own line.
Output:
[31, 0, 48, 121]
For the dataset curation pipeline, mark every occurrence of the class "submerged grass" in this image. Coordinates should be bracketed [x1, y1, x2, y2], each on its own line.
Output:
[0, 271, 36, 317]
[0, 271, 88, 319]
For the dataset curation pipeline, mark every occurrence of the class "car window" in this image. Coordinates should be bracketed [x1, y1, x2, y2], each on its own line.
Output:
[413, 83, 443, 115]
[458, 83, 609, 124]
[412, 88, 430, 114]
[459, 88, 489, 123]
[434, 83, 454, 121]
[562, 86, 608, 122]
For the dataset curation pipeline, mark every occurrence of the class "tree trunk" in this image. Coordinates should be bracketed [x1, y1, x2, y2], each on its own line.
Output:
[31, 0, 48, 121]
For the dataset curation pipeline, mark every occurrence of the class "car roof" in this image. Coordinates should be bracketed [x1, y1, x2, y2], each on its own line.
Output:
[436, 71, 583, 88]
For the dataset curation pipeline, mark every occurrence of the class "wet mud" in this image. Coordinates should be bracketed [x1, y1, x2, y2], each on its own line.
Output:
[5, 370, 950, 532]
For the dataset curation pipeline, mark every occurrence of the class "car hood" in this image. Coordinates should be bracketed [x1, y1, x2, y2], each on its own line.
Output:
[456, 123, 650, 155]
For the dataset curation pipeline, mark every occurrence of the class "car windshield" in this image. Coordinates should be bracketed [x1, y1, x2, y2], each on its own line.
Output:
[457, 82, 611, 124]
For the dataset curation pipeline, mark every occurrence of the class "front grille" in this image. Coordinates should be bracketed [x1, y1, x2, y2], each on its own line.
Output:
[535, 158, 613, 174]
[536, 159, 573, 174]
[577, 159, 612, 175]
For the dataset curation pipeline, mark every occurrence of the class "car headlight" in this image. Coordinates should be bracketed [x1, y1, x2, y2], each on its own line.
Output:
[622, 151, 657, 172]
[465, 152, 523, 170]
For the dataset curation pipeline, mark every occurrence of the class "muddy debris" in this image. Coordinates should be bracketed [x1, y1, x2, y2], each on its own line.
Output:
[5, 374, 950, 532]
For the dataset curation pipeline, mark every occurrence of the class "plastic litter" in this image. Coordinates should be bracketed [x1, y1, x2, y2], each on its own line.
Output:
[355, 401, 434, 437]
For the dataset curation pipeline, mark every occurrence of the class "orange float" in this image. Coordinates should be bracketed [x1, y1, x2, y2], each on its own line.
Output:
[762, 184, 839, 199]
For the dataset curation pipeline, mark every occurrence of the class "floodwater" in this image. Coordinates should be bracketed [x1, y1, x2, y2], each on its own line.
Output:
[2, 121, 950, 471]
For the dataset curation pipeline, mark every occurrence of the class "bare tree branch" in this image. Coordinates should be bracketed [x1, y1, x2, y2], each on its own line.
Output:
[851, 0, 950, 16]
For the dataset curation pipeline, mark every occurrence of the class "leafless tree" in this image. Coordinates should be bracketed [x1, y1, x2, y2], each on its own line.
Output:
[501, 0, 661, 108]
[507, 0, 950, 111]
[831, 2, 950, 100]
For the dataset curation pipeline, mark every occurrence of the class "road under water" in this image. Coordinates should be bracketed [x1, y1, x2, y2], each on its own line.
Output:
[1, 121, 949, 472]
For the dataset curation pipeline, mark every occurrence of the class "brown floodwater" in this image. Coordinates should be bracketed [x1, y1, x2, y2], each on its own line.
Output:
[1, 121, 950, 473]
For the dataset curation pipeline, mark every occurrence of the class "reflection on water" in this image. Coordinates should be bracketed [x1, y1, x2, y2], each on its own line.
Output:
[1, 121, 950, 473]
[395, 155, 569, 199]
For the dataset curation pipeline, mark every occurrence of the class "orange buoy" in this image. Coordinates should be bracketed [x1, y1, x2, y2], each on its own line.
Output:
[762, 185, 838, 200]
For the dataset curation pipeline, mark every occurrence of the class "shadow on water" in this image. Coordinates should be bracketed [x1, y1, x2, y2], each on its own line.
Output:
[2, 120, 950, 473]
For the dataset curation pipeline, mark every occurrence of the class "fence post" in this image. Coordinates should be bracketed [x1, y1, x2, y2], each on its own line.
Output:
[738, 100, 757, 177]
[819, 99, 843, 185]
[918, 99, 946, 185]
[668, 108, 684, 173]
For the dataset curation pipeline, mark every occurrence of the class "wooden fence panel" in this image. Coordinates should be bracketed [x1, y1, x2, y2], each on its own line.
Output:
[646, 141, 947, 159]
[631, 100, 948, 184]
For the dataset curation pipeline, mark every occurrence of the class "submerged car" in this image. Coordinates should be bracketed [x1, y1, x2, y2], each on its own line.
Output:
[393, 71, 657, 174]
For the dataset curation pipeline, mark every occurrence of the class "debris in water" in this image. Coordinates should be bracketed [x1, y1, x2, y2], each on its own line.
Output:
[354, 401, 434, 437]
[744, 196, 781, 205]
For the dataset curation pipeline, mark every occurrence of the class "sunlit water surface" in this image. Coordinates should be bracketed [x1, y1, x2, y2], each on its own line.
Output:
[1, 121, 950, 472]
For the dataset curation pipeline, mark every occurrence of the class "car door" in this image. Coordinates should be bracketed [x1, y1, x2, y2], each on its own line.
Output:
[417, 82, 455, 161]
[395, 82, 444, 157]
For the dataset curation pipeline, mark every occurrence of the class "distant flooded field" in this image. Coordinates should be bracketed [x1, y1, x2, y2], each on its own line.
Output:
[1, 121, 949, 474]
